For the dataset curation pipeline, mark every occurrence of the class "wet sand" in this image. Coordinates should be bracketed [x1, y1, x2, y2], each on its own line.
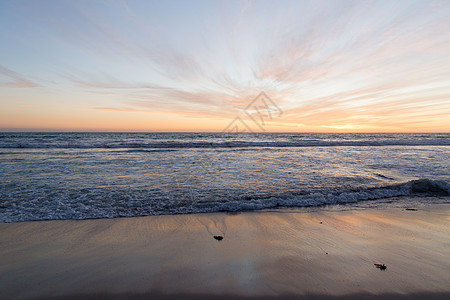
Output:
[1, 204, 449, 299]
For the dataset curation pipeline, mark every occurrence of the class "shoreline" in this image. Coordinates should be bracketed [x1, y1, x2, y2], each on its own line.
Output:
[1, 203, 449, 299]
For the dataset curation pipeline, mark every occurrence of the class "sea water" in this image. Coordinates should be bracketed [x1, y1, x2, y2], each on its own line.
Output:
[0, 132, 449, 222]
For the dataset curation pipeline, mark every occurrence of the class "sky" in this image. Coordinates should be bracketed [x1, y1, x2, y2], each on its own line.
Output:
[1, 0, 449, 132]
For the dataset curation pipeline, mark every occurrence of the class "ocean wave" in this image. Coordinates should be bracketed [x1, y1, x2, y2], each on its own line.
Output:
[1, 179, 448, 223]
[1, 133, 449, 149]
[188, 179, 450, 213]
[1, 139, 450, 149]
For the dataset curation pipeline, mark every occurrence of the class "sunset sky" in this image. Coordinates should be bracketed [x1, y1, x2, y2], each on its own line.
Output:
[1, 0, 449, 132]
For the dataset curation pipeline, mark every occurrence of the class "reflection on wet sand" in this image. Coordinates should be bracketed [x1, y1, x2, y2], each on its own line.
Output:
[0, 204, 449, 298]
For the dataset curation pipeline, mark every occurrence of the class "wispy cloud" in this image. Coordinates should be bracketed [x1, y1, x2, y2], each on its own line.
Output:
[2, 0, 450, 131]
[67, 73, 170, 90]
[0, 65, 38, 88]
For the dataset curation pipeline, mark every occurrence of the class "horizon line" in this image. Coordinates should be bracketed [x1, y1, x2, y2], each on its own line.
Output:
[0, 130, 449, 134]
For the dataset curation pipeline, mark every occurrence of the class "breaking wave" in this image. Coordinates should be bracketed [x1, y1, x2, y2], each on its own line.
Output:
[1, 179, 448, 222]
[2, 140, 450, 149]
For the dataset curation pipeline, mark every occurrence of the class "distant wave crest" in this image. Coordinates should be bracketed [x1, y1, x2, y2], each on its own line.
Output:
[2, 139, 450, 149]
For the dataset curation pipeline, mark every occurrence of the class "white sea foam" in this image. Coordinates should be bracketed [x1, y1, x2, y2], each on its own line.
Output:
[0, 179, 448, 222]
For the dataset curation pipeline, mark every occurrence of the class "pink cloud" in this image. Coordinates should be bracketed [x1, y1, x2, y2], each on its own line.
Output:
[0, 65, 38, 88]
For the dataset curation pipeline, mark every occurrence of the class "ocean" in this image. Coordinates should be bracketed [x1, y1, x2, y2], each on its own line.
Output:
[0, 132, 449, 222]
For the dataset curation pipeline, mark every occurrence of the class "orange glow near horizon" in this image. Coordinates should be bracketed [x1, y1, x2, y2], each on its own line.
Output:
[1, 89, 448, 132]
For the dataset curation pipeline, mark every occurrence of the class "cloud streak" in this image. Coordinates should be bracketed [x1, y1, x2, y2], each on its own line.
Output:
[0, 65, 38, 88]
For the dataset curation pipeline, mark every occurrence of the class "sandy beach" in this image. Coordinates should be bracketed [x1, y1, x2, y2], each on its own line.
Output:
[1, 203, 449, 299]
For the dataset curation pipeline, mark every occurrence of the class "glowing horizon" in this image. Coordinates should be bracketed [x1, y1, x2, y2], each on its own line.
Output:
[1, 0, 450, 133]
